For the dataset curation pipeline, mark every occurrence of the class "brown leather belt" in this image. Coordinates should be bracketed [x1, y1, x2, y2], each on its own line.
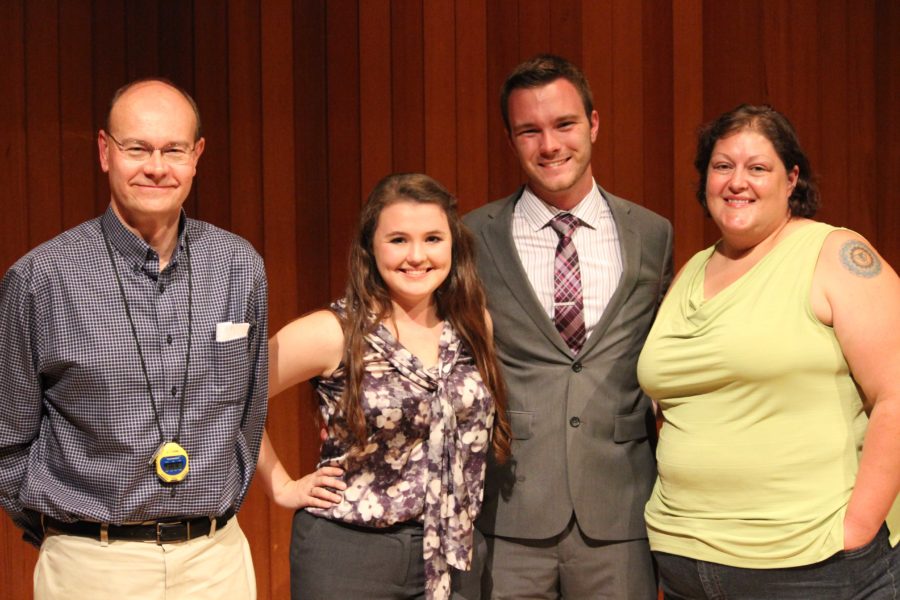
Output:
[43, 507, 235, 544]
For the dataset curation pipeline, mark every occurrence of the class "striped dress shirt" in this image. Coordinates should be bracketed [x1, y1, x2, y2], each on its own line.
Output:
[512, 183, 623, 338]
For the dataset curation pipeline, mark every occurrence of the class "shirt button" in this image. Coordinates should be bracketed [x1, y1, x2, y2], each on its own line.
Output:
[166, 334, 173, 345]
[572, 362, 583, 373]
[170, 386, 177, 396]
[158, 284, 165, 293]
[569, 416, 581, 428]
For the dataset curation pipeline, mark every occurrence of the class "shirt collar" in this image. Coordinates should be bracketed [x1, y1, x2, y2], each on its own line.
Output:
[518, 181, 608, 232]
[101, 206, 187, 273]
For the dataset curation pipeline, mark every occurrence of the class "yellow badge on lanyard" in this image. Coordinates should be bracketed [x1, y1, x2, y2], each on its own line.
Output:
[154, 441, 190, 483]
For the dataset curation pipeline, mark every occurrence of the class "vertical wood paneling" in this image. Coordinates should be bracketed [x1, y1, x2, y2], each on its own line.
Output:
[326, 0, 361, 299]
[293, 0, 330, 315]
[259, 1, 299, 596]
[25, 0, 62, 249]
[192, 2, 231, 229]
[3, 4, 900, 600]
[290, 5, 330, 575]
[582, 0, 615, 190]
[816, 0, 850, 230]
[227, 0, 263, 248]
[640, 0, 673, 219]
[59, 2, 95, 231]
[517, 0, 550, 58]
[454, 0, 488, 212]
[0, 12, 33, 600]
[875, 0, 900, 264]
[700, 0, 765, 246]
[157, 2, 194, 87]
[92, 0, 126, 215]
[158, 2, 199, 216]
[761, 0, 800, 108]
[261, 3, 298, 321]
[391, 0, 425, 173]
[0, 0, 29, 274]
[223, 35, 267, 579]
[609, 0, 644, 202]
[672, 0, 705, 267]
[359, 0, 393, 196]
[702, 0, 766, 116]
[124, 0, 159, 79]
[847, 0, 878, 243]
[283, 1, 331, 590]
[423, 0, 458, 190]
[550, 0, 581, 62]
[763, 0, 820, 216]
[486, 0, 521, 201]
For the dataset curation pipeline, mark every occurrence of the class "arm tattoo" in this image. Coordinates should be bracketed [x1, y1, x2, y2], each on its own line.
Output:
[839, 240, 882, 278]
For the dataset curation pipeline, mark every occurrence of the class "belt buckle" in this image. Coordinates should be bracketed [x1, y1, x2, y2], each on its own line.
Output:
[156, 520, 189, 544]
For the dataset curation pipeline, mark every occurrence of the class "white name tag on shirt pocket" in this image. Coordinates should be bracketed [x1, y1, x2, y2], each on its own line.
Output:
[216, 321, 250, 342]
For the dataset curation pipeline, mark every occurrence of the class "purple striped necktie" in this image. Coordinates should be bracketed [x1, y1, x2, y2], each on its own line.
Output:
[549, 213, 586, 354]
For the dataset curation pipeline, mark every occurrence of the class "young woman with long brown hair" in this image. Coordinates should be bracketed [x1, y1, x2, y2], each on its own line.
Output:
[257, 173, 510, 600]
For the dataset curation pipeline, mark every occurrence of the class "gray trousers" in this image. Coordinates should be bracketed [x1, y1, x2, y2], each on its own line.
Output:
[465, 515, 657, 599]
[290, 510, 486, 600]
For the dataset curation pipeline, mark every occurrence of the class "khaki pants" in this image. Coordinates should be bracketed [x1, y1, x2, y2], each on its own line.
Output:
[34, 516, 256, 600]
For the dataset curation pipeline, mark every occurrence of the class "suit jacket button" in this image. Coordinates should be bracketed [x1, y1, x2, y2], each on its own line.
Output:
[569, 416, 581, 428]
[572, 361, 583, 372]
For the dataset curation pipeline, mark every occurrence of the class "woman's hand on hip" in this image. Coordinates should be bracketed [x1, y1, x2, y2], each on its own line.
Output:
[273, 466, 346, 510]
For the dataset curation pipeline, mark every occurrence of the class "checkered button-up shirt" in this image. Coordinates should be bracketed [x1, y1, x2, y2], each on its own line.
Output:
[0, 207, 268, 544]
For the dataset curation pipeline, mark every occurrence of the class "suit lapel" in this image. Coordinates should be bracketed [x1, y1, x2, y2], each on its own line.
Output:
[578, 190, 642, 357]
[480, 190, 571, 355]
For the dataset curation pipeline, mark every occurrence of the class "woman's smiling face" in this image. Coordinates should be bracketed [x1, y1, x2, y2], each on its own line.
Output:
[372, 200, 452, 310]
[705, 128, 798, 247]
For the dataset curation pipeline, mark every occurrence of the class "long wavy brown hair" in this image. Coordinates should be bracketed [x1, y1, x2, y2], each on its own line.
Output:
[337, 173, 511, 462]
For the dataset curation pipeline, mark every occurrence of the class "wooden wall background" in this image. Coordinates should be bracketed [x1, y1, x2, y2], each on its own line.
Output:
[1, 1, 898, 598]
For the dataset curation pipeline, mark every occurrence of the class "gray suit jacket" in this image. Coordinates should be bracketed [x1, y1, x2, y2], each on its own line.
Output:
[464, 186, 673, 541]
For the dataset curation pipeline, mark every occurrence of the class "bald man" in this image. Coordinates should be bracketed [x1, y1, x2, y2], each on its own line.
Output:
[0, 79, 268, 599]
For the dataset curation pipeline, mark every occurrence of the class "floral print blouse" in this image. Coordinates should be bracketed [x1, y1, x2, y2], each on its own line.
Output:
[307, 302, 496, 599]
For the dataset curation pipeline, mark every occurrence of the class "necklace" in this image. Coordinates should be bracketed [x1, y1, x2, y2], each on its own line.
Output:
[102, 222, 193, 484]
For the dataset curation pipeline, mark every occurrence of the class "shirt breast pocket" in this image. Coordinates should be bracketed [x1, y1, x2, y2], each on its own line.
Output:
[213, 337, 251, 401]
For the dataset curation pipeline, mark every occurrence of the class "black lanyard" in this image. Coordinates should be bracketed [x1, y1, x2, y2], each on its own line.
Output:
[101, 222, 193, 448]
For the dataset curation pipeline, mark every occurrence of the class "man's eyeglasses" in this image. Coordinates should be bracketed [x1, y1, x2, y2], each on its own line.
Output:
[106, 133, 196, 165]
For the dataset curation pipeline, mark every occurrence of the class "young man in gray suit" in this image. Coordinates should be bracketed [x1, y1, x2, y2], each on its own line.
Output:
[462, 55, 673, 599]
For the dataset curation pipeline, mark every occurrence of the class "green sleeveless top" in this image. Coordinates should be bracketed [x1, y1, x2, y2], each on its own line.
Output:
[638, 222, 899, 567]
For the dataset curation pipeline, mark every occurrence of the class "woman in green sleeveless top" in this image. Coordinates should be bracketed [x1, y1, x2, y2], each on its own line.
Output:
[637, 105, 900, 599]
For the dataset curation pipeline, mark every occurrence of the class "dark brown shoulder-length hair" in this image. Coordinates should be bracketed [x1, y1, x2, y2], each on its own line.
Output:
[694, 103, 819, 218]
[500, 53, 594, 133]
[338, 173, 511, 463]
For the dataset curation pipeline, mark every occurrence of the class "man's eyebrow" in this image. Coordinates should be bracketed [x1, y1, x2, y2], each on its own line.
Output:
[119, 137, 193, 147]
[511, 114, 582, 132]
